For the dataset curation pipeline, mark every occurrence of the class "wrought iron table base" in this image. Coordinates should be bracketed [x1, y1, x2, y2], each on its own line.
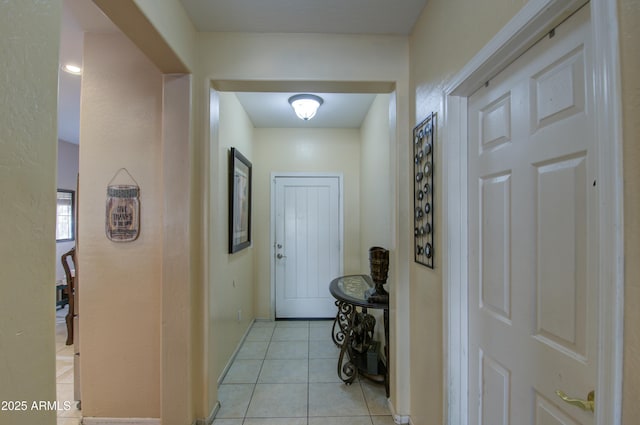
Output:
[332, 300, 390, 397]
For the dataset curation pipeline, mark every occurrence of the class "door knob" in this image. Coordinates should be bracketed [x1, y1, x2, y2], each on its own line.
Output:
[277, 253, 286, 259]
[555, 389, 595, 413]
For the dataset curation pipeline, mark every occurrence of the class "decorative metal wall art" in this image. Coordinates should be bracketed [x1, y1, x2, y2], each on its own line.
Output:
[413, 113, 435, 268]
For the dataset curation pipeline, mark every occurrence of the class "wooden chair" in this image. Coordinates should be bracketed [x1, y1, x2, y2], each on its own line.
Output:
[61, 247, 76, 346]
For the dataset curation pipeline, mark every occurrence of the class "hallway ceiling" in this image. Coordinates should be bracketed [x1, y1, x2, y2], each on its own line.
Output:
[236, 92, 377, 128]
[59, 0, 419, 143]
[180, 0, 428, 35]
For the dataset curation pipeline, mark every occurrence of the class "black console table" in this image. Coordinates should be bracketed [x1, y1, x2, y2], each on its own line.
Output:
[329, 274, 389, 397]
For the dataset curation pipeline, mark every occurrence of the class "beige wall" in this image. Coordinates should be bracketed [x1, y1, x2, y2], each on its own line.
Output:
[161, 74, 194, 425]
[360, 94, 393, 270]
[94, 0, 195, 74]
[0, 2, 60, 424]
[98, 2, 203, 421]
[620, 0, 640, 421]
[56, 140, 79, 282]
[253, 127, 363, 318]
[199, 32, 408, 84]
[79, 32, 163, 419]
[133, 0, 197, 71]
[408, 0, 527, 423]
[359, 94, 393, 351]
[208, 92, 256, 391]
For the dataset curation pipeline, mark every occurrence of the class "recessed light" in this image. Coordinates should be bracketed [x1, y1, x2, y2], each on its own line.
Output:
[62, 64, 82, 75]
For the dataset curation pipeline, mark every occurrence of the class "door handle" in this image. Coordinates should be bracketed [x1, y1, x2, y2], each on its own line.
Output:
[555, 389, 595, 413]
[277, 253, 286, 259]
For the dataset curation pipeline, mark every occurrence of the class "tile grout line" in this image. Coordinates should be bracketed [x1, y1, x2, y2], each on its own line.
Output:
[218, 320, 398, 424]
[243, 323, 273, 422]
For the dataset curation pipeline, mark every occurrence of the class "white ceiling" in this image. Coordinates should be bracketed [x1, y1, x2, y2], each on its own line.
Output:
[179, 0, 428, 35]
[236, 92, 377, 128]
[59, 0, 427, 143]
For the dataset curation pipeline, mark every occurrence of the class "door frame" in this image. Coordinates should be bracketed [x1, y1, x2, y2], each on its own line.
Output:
[270, 172, 345, 320]
[442, 0, 624, 424]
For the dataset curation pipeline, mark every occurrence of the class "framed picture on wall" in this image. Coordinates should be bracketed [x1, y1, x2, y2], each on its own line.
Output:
[229, 147, 252, 253]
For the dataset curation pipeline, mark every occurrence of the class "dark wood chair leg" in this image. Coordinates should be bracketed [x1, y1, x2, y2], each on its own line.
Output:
[65, 310, 73, 346]
[61, 247, 76, 346]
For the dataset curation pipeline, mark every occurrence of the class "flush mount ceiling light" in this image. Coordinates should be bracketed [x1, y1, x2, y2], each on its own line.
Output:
[288, 94, 323, 121]
[62, 64, 82, 75]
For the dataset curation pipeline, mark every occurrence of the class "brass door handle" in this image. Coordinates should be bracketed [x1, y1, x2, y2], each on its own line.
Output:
[555, 389, 595, 413]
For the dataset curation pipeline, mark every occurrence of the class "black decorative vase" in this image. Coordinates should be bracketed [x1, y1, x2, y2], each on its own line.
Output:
[367, 246, 389, 303]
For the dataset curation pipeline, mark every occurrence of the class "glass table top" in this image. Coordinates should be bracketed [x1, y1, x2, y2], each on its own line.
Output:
[329, 274, 388, 308]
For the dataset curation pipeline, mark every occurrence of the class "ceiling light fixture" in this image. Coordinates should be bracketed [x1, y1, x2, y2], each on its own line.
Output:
[288, 94, 323, 121]
[62, 64, 82, 75]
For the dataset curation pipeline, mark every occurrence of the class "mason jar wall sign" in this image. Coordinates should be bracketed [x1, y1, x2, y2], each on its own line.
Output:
[105, 168, 140, 242]
[413, 113, 435, 268]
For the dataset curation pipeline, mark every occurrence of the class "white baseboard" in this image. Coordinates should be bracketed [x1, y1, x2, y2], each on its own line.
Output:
[81, 402, 221, 425]
[82, 418, 160, 425]
[193, 401, 220, 425]
[387, 398, 410, 424]
[395, 414, 411, 424]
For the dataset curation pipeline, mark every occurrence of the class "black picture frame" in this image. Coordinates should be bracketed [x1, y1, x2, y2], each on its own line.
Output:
[229, 147, 252, 253]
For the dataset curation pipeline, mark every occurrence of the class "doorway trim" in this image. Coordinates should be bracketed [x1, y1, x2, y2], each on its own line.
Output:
[442, 0, 624, 424]
[269, 172, 345, 320]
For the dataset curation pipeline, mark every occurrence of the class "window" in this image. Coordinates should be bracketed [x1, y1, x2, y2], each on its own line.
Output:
[56, 189, 75, 242]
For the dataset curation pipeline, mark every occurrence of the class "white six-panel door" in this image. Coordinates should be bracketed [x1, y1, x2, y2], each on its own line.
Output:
[468, 6, 597, 424]
[274, 176, 341, 318]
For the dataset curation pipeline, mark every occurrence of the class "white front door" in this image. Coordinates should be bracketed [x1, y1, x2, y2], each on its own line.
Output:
[274, 176, 342, 318]
[468, 6, 597, 424]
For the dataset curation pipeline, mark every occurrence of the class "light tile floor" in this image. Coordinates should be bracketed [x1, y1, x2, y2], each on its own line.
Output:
[55, 306, 82, 425]
[214, 320, 395, 425]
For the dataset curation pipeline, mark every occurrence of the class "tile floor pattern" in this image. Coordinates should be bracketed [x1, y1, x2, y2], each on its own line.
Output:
[214, 320, 395, 425]
[55, 306, 82, 425]
[53, 314, 393, 425]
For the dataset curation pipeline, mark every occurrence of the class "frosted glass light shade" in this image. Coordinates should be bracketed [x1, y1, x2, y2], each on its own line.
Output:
[288, 94, 323, 120]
